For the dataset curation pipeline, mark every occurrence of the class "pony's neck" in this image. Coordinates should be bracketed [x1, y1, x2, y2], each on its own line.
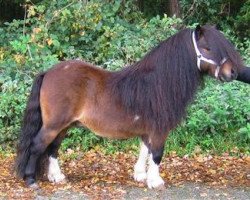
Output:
[110, 28, 202, 134]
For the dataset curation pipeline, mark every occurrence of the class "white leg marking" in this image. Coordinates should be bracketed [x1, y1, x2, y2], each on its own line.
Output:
[146, 154, 164, 189]
[134, 142, 148, 182]
[47, 157, 66, 183]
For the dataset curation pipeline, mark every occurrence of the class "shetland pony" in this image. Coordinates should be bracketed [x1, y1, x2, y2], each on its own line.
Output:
[15, 25, 245, 189]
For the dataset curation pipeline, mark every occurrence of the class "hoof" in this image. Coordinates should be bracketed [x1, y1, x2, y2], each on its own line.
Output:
[25, 178, 39, 190]
[134, 171, 147, 182]
[147, 176, 165, 189]
[48, 173, 66, 184]
[29, 183, 40, 190]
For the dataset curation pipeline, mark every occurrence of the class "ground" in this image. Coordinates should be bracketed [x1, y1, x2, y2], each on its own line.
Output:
[32, 183, 250, 200]
[0, 150, 249, 199]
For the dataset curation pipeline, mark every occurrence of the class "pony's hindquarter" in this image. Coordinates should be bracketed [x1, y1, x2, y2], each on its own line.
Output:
[15, 73, 45, 179]
[15, 61, 95, 186]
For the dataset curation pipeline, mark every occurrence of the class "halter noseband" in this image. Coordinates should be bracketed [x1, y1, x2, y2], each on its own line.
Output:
[192, 31, 227, 78]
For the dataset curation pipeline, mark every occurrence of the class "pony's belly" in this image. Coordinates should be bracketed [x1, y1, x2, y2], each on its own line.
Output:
[80, 119, 138, 139]
[77, 111, 141, 139]
[90, 129, 135, 139]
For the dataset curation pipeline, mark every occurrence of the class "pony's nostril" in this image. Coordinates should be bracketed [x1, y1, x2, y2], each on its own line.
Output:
[231, 69, 237, 79]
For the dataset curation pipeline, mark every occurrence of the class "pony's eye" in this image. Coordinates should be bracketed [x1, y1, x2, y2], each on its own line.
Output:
[203, 47, 210, 51]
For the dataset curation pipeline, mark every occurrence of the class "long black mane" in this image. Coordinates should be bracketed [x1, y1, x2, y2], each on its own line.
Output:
[110, 28, 202, 135]
[110, 25, 243, 135]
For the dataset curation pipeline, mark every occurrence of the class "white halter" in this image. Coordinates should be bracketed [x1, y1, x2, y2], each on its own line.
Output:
[192, 31, 227, 78]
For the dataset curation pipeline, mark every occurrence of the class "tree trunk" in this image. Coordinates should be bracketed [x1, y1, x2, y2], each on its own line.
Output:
[137, 0, 144, 12]
[0, 1, 25, 22]
[167, 0, 180, 17]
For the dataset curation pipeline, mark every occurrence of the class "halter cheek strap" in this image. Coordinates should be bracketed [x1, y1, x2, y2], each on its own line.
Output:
[192, 31, 227, 78]
[192, 31, 218, 70]
[214, 65, 220, 78]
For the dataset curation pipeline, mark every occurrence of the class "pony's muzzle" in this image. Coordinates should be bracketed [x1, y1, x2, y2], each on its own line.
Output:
[220, 68, 238, 82]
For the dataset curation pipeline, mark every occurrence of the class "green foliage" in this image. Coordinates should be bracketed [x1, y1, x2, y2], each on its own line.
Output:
[61, 128, 101, 152]
[166, 79, 250, 155]
[0, 0, 249, 155]
[181, 0, 250, 39]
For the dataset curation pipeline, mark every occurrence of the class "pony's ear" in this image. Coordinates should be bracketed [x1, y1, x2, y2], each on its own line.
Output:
[212, 24, 221, 30]
[195, 25, 204, 40]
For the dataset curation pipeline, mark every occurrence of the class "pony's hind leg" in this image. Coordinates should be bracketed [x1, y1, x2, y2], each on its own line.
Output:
[24, 126, 60, 187]
[47, 129, 68, 183]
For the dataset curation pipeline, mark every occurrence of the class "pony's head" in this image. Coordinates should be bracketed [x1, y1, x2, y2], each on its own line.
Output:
[192, 25, 243, 82]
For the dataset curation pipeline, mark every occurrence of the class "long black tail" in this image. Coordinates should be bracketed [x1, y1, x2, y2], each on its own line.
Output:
[15, 73, 45, 178]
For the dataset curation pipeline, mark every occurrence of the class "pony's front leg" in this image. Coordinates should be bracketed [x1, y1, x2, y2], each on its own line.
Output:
[145, 136, 165, 189]
[147, 149, 165, 189]
[134, 142, 149, 182]
[134, 138, 165, 189]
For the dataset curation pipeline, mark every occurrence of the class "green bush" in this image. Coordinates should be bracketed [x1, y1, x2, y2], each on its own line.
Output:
[0, 0, 249, 155]
[166, 79, 250, 155]
[181, 0, 250, 40]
